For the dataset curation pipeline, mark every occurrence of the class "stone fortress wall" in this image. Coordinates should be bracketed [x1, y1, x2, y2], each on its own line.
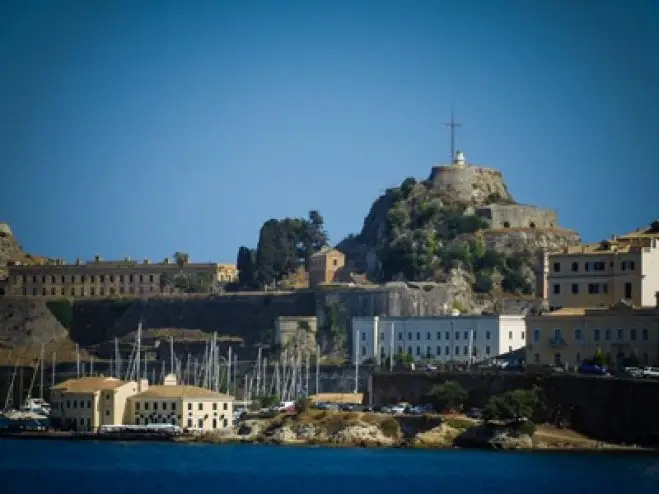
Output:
[427, 164, 513, 204]
[475, 204, 558, 229]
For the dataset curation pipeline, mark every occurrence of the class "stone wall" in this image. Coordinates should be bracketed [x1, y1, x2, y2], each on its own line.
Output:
[479, 228, 581, 253]
[427, 165, 513, 204]
[475, 204, 558, 229]
[370, 371, 659, 446]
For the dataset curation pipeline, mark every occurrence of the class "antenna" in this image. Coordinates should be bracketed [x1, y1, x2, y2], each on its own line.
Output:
[444, 108, 461, 162]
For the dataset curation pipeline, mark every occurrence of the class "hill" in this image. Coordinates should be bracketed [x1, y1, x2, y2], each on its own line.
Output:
[337, 151, 580, 298]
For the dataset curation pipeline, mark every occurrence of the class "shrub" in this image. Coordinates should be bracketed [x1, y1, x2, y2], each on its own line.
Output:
[425, 381, 468, 412]
[295, 397, 311, 414]
[379, 417, 401, 439]
[515, 420, 537, 436]
[443, 417, 474, 430]
[482, 388, 542, 423]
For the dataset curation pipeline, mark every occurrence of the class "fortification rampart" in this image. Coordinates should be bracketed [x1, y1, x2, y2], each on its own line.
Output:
[475, 204, 557, 229]
[427, 165, 512, 204]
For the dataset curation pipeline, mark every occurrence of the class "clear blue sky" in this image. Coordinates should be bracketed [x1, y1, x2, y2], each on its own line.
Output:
[1, 0, 658, 264]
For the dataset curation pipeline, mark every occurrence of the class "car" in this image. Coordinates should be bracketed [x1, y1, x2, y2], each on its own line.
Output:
[642, 367, 659, 379]
[389, 405, 406, 415]
[466, 407, 482, 419]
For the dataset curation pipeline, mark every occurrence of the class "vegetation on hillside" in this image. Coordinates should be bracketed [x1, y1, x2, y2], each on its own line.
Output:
[337, 177, 533, 295]
[232, 211, 329, 291]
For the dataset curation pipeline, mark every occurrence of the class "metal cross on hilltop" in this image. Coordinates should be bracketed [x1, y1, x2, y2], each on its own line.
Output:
[445, 108, 461, 162]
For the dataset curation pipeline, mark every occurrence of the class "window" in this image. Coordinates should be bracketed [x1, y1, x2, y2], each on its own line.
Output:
[105, 410, 110, 416]
[407, 332, 412, 340]
[574, 329, 582, 341]
[485, 331, 491, 340]
[616, 329, 624, 341]
[397, 332, 402, 341]
[521, 331, 525, 340]
[436, 331, 441, 340]
[426, 347, 432, 358]
[198, 403, 203, 411]
[187, 403, 192, 411]
[508, 346, 512, 352]
[415, 346, 420, 356]
[571, 262, 578, 272]
[455, 332, 460, 340]
[554, 353, 562, 366]
[464, 346, 468, 355]
[407, 346, 412, 355]
[212, 419, 217, 429]
[571, 284, 579, 294]
[145, 402, 149, 410]
[553, 284, 560, 294]
[455, 347, 460, 356]
[642, 328, 649, 341]
[360, 332, 365, 342]
[624, 283, 632, 299]
[223, 403, 228, 411]
[445, 346, 450, 355]
[588, 283, 600, 294]
[197, 418, 203, 428]
[602, 283, 608, 294]
[436, 346, 441, 356]
[379, 332, 384, 341]
[593, 329, 600, 341]
[464, 331, 469, 340]
[534, 353, 540, 363]
[416, 332, 420, 340]
[426, 332, 431, 340]
[136, 402, 140, 411]
[154, 402, 158, 411]
[508, 331, 512, 339]
[605, 329, 611, 341]
[187, 419, 193, 428]
[397, 346, 402, 354]
[553, 262, 560, 272]
[445, 331, 450, 340]
[361, 346, 366, 356]
[630, 329, 637, 341]
[485, 346, 491, 355]
[533, 329, 540, 343]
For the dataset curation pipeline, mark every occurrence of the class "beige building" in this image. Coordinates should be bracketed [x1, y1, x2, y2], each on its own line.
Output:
[275, 316, 318, 351]
[547, 222, 659, 309]
[526, 298, 659, 368]
[127, 375, 234, 431]
[7, 256, 237, 298]
[309, 247, 345, 287]
[50, 376, 139, 432]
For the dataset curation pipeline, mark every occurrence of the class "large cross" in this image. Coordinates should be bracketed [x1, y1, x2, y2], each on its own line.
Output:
[444, 109, 461, 162]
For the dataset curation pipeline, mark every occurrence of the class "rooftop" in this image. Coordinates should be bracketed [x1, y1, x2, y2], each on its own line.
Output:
[310, 247, 343, 258]
[532, 300, 658, 318]
[130, 385, 234, 400]
[52, 376, 130, 393]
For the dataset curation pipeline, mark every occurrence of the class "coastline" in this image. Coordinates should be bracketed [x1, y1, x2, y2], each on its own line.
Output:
[2, 412, 655, 455]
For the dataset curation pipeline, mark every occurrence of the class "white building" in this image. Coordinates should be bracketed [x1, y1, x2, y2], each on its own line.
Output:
[352, 315, 527, 364]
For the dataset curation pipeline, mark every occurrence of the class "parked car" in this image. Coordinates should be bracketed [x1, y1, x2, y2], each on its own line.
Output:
[578, 363, 610, 376]
[389, 404, 406, 415]
[466, 407, 483, 419]
[624, 367, 644, 378]
[642, 367, 659, 379]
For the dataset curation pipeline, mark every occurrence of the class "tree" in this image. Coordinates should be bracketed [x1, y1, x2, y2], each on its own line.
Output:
[425, 381, 468, 412]
[482, 388, 541, 423]
[236, 246, 257, 289]
[173, 252, 189, 269]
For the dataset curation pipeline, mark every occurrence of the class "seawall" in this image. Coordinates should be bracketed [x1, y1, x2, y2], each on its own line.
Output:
[370, 372, 659, 446]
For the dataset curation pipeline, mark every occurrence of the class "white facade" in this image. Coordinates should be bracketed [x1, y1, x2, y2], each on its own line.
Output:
[352, 315, 526, 364]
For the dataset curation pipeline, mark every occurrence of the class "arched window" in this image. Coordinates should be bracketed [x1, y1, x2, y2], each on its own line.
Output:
[529, 222, 536, 228]
[503, 221, 511, 228]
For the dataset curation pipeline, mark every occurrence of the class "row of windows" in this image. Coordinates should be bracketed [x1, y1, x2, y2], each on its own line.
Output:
[62, 399, 92, 409]
[18, 273, 157, 285]
[552, 282, 632, 298]
[135, 401, 228, 412]
[23, 285, 159, 296]
[533, 327, 650, 343]
[362, 330, 524, 342]
[363, 344, 499, 358]
[552, 260, 635, 273]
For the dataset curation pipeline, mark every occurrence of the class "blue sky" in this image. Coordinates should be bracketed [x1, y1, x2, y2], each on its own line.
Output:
[1, 0, 658, 264]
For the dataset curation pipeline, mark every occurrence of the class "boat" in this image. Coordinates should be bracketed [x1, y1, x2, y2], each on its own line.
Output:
[22, 397, 51, 417]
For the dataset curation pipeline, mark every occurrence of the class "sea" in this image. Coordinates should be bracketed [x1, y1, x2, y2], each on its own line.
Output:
[0, 439, 658, 494]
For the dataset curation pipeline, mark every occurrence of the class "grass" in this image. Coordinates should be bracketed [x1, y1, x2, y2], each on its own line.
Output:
[442, 417, 475, 430]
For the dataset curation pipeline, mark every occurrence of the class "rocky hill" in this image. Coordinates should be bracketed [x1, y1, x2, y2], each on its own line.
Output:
[338, 151, 580, 299]
[0, 223, 49, 277]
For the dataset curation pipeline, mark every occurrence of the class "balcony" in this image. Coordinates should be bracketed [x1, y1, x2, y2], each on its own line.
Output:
[548, 336, 567, 348]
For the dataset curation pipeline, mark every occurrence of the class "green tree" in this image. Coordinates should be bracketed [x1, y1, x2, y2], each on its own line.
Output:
[482, 388, 541, 423]
[173, 252, 189, 269]
[425, 381, 468, 412]
[236, 246, 257, 289]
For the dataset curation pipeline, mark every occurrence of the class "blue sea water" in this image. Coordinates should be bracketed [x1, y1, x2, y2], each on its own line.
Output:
[0, 440, 658, 494]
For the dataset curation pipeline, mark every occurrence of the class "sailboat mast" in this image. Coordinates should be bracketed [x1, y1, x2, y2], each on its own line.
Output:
[170, 336, 174, 376]
[315, 344, 320, 395]
[75, 344, 80, 378]
[39, 344, 45, 400]
[136, 321, 142, 383]
[51, 352, 56, 389]
[227, 346, 232, 395]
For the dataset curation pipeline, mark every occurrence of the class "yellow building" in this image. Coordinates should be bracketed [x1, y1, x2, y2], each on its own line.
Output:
[127, 375, 234, 431]
[7, 257, 238, 298]
[525, 298, 659, 368]
[308, 247, 345, 287]
[50, 377, 139, 432]
[547, 221, 659, 308]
